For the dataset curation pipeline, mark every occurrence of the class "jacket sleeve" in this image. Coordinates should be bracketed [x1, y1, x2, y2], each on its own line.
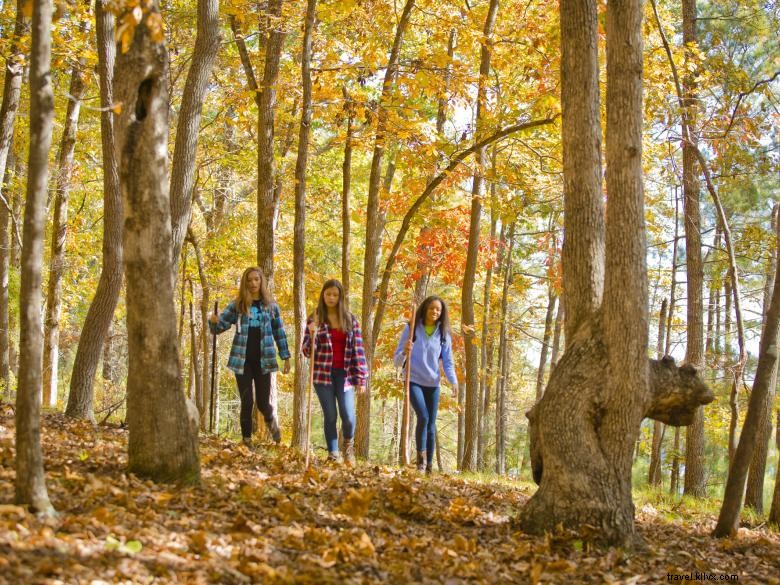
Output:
[393, 324, 411, 369]
[271, 304, 292, 361]
[440, 335, 458, 387]
[302, 316, 314, 358]
[349, 317, 368, 385]
[208, 301, 237, 335]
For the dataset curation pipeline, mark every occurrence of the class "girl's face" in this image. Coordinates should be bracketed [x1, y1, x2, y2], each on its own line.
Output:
[323, 286, 341, 308]
[425, 300, 442, 325]
[246, 271, 262, 294]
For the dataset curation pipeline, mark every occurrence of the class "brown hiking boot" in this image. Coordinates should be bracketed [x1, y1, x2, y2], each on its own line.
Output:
[266, 418, 281, 444]
[326, 451, 341, 464]
[343, 439, 356, 467]
[416, 451, 426, 472]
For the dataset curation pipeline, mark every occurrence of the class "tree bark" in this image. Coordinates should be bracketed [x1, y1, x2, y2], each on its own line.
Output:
[745, 206, 779, 512]
[535, 287, 557, 402]
[0, 149, 16, 399]
[291, 0, 317, 452]
[550, 297, 563, 371]
[357, 0, 416, 458]
[169, 0, 220, 271]
[256, 0, 287, 288]
[495, 224, 514, 475]
[341, 88, 353, 304]
[714, 200, 780, 536]
[66, 0, 123, 422]
[43, 58, 86, 408]
[768, 410, 780, 525]
[115, 3, 199, 483]
[15, 0, 55, 515]
[460, 0, 499, 473]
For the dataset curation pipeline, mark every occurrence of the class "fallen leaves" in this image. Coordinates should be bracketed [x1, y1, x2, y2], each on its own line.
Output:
[0, 411, 779, 583]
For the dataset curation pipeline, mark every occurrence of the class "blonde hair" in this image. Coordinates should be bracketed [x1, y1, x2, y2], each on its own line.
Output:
[236, 267, 272, 315]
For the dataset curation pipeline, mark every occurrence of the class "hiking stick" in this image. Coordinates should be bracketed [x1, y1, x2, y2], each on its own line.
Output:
[209, 301, 218, 433]
[304, 318, 317, 468]
[401, 299, 415, 466]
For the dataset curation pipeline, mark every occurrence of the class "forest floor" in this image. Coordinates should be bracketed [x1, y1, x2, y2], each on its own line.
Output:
[0, 407, 778, 584]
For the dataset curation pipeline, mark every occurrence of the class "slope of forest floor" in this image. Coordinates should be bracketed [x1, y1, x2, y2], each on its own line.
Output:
[0, 407, 778, 584]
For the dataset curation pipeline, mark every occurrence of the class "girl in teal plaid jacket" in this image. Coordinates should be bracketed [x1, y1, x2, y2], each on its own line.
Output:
[209, 267, 291, 446]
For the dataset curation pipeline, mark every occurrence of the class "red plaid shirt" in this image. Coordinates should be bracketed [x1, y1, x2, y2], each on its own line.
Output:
[301, 315, 368, 389]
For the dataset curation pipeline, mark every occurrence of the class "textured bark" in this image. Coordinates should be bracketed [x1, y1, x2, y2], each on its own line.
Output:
[559, 0, 604, 345]
[478, 201, 498, 469]
[15, 0, 55, 515]
[43, 60, 86, 407]
[745, 207, 779, 512]
[550, 297, 563, 371]
[169, 0, 220, 271]
[115, 5, 199, 483]
[649, 298, 668, 487]
[256, 0, 287, 288]
[357, 0, 416, 458]
[460, 0, 499, 473]
[291, 0, 317, 451]
[495, 225, 514, 475]
[186, 230, 210, 427]
[66, 0, 122, 422]
[714, 203, 780, 536]
[522, 0, 654, 546]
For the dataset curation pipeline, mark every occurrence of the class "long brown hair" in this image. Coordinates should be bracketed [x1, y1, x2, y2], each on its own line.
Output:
[314, 279, 352, 331]
[236, 267, 272, 315]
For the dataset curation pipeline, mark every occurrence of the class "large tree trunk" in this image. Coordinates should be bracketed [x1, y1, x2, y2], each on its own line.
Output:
[169, 0, 220, 271]
[460, 0, 499, 473]
[356, 0, 416, 458]
[15, 0, 55, 515]
[115, 4, 199, 483]
[291, 0, 317, 451]
[66, 0, 123, 421]
[745, 206, 779, 512]
[256, 0, 286, 286]
[679, 0, 707, 498]
[522, 0, 675, 547]
[714, 200, 780, 536]
[43, 58, 86, 408]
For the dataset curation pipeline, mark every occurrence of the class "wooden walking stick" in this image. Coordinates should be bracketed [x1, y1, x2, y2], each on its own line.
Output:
[209, 301, 218, 433]
[400, 299, 415, 466]
[304, 318, 318, 468]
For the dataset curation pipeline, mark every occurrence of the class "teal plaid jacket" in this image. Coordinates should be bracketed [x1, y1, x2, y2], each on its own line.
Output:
[209, 300, 291, 375]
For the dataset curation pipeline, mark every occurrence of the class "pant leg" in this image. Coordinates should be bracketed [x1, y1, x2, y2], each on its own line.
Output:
[235, 370, 256, 439]
[423, 385, 440, 463]
[408, 382, 429, 454]
[314, 383, 339, 452]
[253, 369, 274, 424]
[331, 369, 355, 440]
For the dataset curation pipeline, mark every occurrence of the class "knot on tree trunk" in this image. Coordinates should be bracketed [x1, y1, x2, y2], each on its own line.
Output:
[645, 356, 714, 425]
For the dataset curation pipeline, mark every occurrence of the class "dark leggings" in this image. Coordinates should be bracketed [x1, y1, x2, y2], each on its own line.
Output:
[234, 362, 273, 439]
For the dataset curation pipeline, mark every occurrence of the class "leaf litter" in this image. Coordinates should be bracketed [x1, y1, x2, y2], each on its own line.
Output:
[0, 409, 778, 584]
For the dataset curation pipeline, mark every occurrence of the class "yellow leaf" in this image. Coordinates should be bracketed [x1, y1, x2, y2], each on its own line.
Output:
[112, 102, 123, 114]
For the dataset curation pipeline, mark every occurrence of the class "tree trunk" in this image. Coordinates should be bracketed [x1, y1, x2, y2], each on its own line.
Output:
[550, 297, 563, 371]
[768, 410, 780, 524]
[535, 287, 557, 402]
[15, 0, 55, 515]
[256, 0, 286, 287]
[745, 206, 780, 512]
[357, 0, 416, 458]
[43, 59, 86, 408]
[0, 149, 16, 399]
[649, 297, 668, 487]
[522, 0, 651, 547]
[169, 0, 220, 271]
[66, 0, 123, 422]
[115, 4, 199, 483]
[341, 88, 354, 304]
[460, 0, 499, 473]
[495, 225, 514, 475]
[186, 229, 210, 427]
[714, 201, 780, 536]
[291, 0, 317, 452]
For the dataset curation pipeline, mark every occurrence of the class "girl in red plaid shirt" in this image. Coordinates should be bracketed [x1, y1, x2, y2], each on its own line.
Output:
[302, 279, 367, 465]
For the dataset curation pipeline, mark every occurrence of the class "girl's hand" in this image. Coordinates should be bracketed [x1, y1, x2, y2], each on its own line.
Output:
[450, 385, 458, 399]
[356, 381, 366, 395]
[405, 339, 413, 353]
[209, 313, 218, 324]
[283, 359, 291, 374]
[308, 321, 318, 336]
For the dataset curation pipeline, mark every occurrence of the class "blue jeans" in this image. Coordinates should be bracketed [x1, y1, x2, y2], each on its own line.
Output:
[314, 369, 355, 453]
[409, 383, 440, 462]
